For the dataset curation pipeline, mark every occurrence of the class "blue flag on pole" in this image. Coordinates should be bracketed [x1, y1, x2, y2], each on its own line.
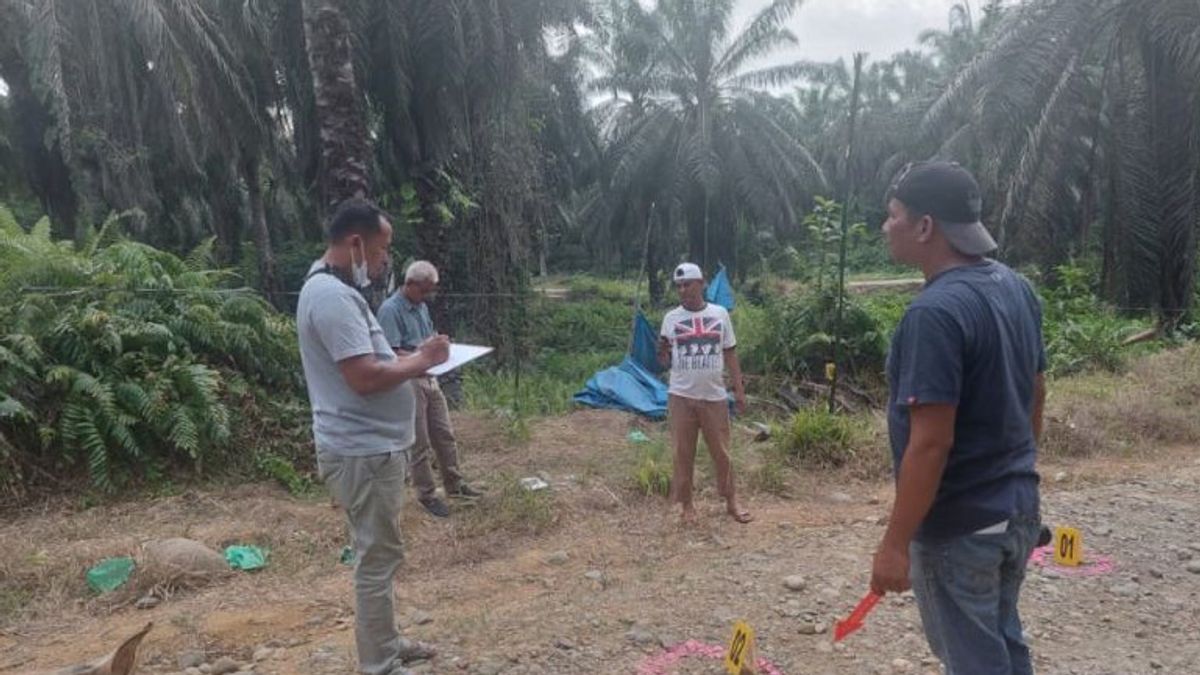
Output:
[630, 311, 665, 374]
[705, 264, 735, 311]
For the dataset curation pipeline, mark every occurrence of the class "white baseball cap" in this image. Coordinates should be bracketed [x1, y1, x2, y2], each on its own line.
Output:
[673, 262, 703, 282]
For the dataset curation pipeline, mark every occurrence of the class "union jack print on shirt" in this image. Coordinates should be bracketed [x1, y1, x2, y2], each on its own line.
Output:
[671, 315, 724, 371]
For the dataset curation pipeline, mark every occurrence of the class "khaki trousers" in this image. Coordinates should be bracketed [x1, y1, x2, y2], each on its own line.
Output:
[668, 394, 735, 504]
[318, 450, 407, 675]
[410, 377, 464, 500]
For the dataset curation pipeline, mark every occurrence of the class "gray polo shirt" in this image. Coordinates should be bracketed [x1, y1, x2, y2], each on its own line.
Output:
[297, 261, 415, 456]
[377, 292, 434, 351]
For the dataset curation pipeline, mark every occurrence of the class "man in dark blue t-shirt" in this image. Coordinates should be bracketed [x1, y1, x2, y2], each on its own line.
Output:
[870, 161, 1046, 675]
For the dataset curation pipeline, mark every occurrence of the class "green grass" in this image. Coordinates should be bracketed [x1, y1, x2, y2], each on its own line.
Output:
[772, 406, 887, 475]
[776, 407, 857, 466]
[1042, 343, 1200, 458]
[750, 449, 790, 496]
[629, 437, 672, 497]
[846, 268, 919, 282]
[0, 587, 32, 620]
[462, 350, 623, 417]
[459, 473, 557, 537]
[562, 275, 642, 302]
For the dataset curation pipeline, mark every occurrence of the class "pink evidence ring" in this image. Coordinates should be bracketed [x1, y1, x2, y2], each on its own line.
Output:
[636, 639, 785, 675]
[1028, 545, 1116, 577]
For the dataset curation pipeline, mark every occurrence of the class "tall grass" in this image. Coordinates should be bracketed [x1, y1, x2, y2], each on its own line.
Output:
[462, 351, 623, 417]
[1042, 343, 1200, 458]
[462, 282, 648, 418]
[629, 437, 672, 497]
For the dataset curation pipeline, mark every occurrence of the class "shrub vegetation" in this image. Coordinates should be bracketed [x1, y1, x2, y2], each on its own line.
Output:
[0, 205, 304, 498]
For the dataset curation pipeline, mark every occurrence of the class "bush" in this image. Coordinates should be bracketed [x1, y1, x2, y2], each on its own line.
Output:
[463, 288, 645, 420]
[775, 407, 861, 468]
[857, 291, 912, 343]
[528, 295, 635, 356]
[1040, 262, 1150, 375]
[562, 275, 641, 303]
[0, 206, 303, 496]
[738, 289, 886, 381]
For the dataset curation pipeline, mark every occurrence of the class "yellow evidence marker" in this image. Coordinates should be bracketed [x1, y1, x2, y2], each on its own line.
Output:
[1053, 526, 1083, 567]
[725, 620, 757, 675]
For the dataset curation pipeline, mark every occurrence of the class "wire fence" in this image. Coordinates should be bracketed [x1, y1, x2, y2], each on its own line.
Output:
[14, 280, 654, 418]
[13, 279, 1177, 421]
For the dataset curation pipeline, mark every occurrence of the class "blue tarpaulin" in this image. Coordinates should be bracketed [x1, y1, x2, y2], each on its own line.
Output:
[573, 355, 668, 419]
[629, 311, 665, 374]
[575, 269, 737, 418]
[705, 264, 735, 310]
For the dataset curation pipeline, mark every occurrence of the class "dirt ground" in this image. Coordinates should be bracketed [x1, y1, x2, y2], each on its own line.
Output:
[2, 409, 1199, 675]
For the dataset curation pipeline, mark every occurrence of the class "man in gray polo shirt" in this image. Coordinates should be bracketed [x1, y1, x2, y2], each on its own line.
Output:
[297, 199, 449, 675]
[378, 261, 482, 518]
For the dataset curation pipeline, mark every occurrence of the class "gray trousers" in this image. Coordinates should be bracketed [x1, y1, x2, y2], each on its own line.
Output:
[411, 377, 464, 500]
[318, 449, 408, 675]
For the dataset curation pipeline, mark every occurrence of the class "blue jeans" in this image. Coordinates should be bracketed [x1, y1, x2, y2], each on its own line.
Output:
[910, 516, 1041, 675]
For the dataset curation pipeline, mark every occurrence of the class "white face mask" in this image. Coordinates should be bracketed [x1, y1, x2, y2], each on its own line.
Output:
[351, 239, 370, 289]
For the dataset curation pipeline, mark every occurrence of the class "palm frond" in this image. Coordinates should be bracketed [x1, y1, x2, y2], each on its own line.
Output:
[725, 60, 821, 90]
[714, 0, 803, 78]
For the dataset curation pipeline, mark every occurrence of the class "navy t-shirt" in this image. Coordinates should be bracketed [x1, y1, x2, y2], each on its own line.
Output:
[886, 260, 1046, 541]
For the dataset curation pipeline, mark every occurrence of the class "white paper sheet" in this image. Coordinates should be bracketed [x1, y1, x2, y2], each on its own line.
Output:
[426, 343, 494, 377]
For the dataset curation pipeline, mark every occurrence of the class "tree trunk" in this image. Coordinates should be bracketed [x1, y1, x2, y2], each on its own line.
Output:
[646, 207, 664, 305]
[413, 176, 453, 329]
[1147, 45, 1199, 323]
[537, 215, 549, 278]
[203, 158, 243, 263]
[242, 153, 280, 306]
[302, 0, 371, 208]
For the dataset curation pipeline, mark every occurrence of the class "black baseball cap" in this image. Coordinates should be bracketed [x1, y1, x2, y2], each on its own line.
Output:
[888, 161, 997, 256]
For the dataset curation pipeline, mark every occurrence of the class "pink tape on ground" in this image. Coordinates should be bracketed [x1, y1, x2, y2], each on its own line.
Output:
[1028, 545, 1116, 577]
[636, 639, 784, 675]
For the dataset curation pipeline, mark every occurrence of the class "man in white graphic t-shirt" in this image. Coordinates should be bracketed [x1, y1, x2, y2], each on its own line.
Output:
[657, 263, 752, 525]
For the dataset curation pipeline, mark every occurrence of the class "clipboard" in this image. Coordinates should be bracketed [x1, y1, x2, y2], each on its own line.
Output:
[426, 343, 494, 377]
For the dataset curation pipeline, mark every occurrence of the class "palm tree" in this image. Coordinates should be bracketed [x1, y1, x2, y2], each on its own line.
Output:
[278, 0, 591, 345]
[918, 1, 1006, 74]
[921, 0, 1200, 323]
[302, 0, 371, 206]
[0, 0, 290, 301]
[792, 50, 939, 220]
[590, 0, 826, 280]
[579, 0, 669, 286]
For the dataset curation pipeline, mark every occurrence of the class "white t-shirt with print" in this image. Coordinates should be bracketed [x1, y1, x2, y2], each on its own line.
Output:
[660, 303, 736, 401]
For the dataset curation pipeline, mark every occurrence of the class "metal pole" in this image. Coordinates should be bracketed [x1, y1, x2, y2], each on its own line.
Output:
[514, 275, 526, 418]
[830, 53, 866, 414]
[630, 202, 656, 355]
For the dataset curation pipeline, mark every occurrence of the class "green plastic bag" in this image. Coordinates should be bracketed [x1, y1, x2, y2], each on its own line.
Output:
[627, 429, 650, 444]
[340, 545, 355, 566]
[224, 545, 268, 571]
[86, 556, 135, 593]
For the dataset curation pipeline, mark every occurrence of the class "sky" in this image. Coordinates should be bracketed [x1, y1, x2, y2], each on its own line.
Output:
[734, 0, 960, 63]
[0, 2, 960, 100]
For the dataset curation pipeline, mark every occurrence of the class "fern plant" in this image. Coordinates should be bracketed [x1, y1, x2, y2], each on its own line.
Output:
[0, 204, 301, 495]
